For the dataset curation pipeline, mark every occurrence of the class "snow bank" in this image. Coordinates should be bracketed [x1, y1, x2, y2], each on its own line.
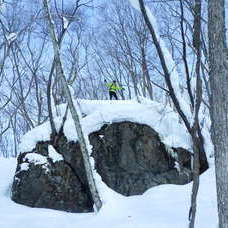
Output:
[19, 99, 192, 154]
[0, 158, 218, 228]
[24, 153, 48, 166]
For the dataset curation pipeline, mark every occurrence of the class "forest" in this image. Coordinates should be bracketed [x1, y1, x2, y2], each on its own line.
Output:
[0, 0, 227, 227]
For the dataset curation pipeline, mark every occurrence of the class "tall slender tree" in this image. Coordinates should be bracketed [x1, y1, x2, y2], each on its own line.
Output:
[129, 1, 206, 227]
[42, 0, 102, 212]
[208, 0, 228, 227]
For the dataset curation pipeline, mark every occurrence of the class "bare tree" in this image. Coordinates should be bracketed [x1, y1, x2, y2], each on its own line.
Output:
[0, 0, 93, 157]
[42, 0, 102, 212]
[92, 0, 156, 100]
[188, 1, 202, 227]
[0, 0, 48, 157]
[129, 0, 207, 227]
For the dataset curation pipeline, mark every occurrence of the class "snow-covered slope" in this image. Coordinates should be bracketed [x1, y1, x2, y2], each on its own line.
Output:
[0, 158, 217, 228]
[3, 99, 216, 227]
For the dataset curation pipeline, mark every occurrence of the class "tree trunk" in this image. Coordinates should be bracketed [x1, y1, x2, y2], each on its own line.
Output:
[188, 1, 202, 227]
[133, 1, 207, 227]
[42, 0, 102, 212]
[136, 0, 208, 170]
[208, 0, 228, 227]
[141, 46, 153, 100]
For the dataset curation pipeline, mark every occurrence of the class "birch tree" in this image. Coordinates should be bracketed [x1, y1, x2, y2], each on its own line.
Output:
[42, 0, 102, 212]
[208, 0, 228, 227]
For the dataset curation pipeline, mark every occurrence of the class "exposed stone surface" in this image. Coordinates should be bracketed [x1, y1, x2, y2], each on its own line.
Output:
[89, 122, 192, 195]
[12, 143, 93, 212]
[12, 121, 193, 212]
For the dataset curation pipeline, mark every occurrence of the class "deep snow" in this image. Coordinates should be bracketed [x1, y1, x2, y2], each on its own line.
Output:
[1, 99, 217, 227]
[19, 99, 192, 154]
[0, 157, 217, 228]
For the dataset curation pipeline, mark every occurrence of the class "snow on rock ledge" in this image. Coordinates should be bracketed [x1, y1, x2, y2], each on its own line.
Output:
[11, 99, 198, 213]
[19, 99, 192, 154]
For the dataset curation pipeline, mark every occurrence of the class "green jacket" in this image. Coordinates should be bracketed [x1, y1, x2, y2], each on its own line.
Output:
[106, 83, 122, 92]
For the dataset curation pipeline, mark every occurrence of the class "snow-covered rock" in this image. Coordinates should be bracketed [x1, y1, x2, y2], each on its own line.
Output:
[19, 99, 192, 153]
[12, 142, 92, 213]
[12, 99, 208, 213]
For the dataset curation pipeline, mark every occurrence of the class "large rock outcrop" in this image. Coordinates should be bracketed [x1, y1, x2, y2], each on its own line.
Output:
[90, 122, 192, 195]
[12, 121, 193, 212]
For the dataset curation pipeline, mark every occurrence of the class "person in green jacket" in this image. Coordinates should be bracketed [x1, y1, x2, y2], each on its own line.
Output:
[104, 80, 122, 100]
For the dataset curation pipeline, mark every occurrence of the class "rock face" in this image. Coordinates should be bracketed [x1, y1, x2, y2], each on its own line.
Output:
[12, 121, 192, 212]
[12, 143, 93, 213]
[90, 122, 192, 195]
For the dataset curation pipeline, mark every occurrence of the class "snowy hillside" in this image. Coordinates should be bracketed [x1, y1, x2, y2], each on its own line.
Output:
[1, 99, 217, 227]
[0, 157, 217, 228]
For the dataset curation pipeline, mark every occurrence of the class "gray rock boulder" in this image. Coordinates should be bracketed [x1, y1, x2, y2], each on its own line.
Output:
[12, 121, 194, 212]
[12, 142, 93, 212]
[90, 122, 192, 195]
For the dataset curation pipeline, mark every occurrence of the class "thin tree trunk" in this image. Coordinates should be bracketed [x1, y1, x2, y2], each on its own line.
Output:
[47, 60, 57, 136]
[134, 1, 206, 227]
[179, 0, 194, 111]
[141, 46, 153, 100]
[188, 1, 202, 227]
[42, 0, 102, 212]
[208, 0, 228, 227]
[136, 0, 207, 167]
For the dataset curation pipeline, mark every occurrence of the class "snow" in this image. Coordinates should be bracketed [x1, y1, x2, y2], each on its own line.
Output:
[19, 163, 29, 172]
[6, 32, 17, 44]
[63, 16, 69, 29]
[22, 153, 49, 173]
[24, 153, 48, 165]
[174, 161, 181, 172]
[0, 157, 218, 227]
[19, 98, 192, 155]
[13, 98, 216, 226]
[19, 120, 52, 153]
[48, 145, 63, 162]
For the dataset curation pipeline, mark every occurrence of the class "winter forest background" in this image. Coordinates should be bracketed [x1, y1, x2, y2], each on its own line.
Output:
[0, 0, 219, 158]
[0, 0, 228, 227]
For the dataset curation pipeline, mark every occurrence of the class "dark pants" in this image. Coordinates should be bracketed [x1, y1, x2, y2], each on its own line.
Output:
[109, 91, 118, 100]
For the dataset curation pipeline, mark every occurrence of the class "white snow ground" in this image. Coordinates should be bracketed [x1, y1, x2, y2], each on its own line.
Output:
[0, 99, 217, 227]
[0, 158, 217, 228]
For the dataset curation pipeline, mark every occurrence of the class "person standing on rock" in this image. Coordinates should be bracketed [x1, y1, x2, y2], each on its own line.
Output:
[104, 79, 123, 100]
